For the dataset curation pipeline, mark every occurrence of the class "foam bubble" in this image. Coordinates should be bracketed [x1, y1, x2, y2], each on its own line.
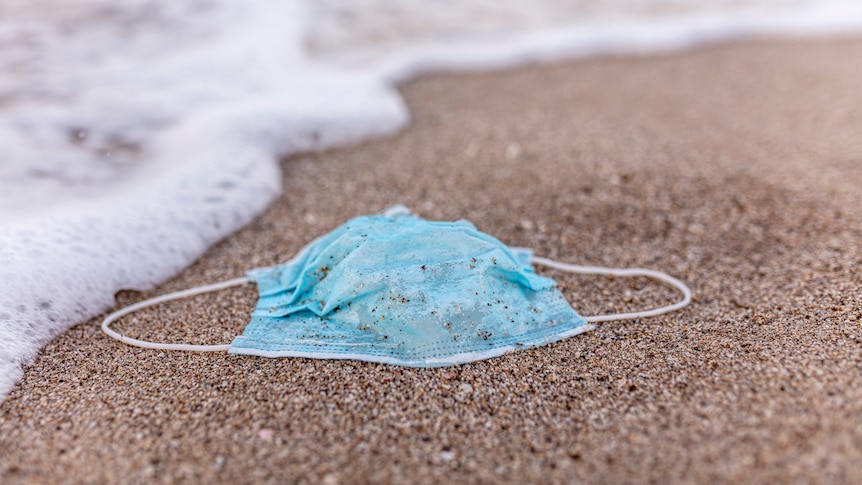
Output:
[2, 0, 862, 402]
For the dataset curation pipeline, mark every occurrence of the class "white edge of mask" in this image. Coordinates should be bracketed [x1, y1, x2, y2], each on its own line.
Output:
[227, 324, 594, 367]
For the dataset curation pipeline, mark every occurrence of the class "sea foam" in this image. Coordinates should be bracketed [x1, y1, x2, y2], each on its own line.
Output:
[1, 0, 861, 401]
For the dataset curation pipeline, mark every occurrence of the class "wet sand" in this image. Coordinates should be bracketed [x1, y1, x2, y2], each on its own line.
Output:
[2, 38, 862, 483]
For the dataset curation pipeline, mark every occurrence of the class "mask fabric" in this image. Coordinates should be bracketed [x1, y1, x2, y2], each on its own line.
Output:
[229, 209, 589, 366]
[101, 206, 691, 367]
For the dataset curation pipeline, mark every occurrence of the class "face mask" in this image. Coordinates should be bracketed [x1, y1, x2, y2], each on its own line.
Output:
[102, 206, 691, 367]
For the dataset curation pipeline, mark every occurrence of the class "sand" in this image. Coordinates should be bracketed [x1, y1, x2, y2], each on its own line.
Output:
[2, 37, 862, 484]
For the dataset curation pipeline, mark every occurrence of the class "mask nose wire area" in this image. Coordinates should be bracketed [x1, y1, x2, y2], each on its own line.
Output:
[101, 276, 251, 351]
[530, 256, 692, 323]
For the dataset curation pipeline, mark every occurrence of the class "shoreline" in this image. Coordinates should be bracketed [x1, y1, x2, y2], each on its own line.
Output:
[2, 37, 862, 483]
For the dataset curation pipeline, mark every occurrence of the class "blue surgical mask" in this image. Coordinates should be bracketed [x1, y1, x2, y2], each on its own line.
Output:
[102, 206, 691, 367]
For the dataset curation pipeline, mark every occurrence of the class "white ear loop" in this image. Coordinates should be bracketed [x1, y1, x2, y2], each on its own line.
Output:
[101, 276, 249, 351]
[101, 256, 692, 352]
[101, 231, 329, 351]
[531, 256, 692, 323]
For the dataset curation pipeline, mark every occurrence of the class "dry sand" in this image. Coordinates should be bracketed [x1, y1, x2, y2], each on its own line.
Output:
[2, 38, 862, 483]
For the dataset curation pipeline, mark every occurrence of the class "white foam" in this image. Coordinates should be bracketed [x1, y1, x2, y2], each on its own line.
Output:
[2, 0, 862, 402]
